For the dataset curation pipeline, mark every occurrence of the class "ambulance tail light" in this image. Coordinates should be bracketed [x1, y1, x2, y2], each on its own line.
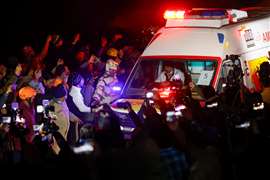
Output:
[164, 10, 185, 19]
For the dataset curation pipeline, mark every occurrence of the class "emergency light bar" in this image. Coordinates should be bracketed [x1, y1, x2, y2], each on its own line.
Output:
[164, 9, 248, 28]
[164, 10, 185, 19]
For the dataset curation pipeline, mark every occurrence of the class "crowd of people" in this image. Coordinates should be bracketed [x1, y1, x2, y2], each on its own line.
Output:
[0, 29, 270, 180]
[0, 31, 194, 180]
[0, 32, 144, 176]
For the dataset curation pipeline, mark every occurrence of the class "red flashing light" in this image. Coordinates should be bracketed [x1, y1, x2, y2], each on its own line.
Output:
[164, 10, 185, 19]
[159, 87, 171, 98]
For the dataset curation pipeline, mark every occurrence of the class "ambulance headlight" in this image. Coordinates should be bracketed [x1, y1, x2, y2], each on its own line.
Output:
[112, 86, 122, 91]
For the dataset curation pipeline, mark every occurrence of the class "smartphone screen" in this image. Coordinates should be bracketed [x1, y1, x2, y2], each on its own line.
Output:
[73, 142, 94, 154]
[11, 102, 19, 110]
[42, 99, 49, 107]
[166, 111, 175, 122]
[36, 105, 44, 113]
[2, 117, 11, 123]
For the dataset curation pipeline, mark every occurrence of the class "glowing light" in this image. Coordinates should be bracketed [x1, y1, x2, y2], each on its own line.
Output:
[175, 111, 182, 116]
[166, 111, 175, 117]
[146, 92, 154, 98]
[42, 99, 49, 107]
[120, 126, 135, 132]
[235, 122, 250, 129]
[253, 102, 264, 110]
[36, 105, 45, 113]
[112, 86, 121, 91]
[11, 102, 19, 110]
[175, 105, 186, 111]
[73, 143, 94, 154]
[159, 90, 171, 98]
[206, 102, 218, 108]
[164, 10, 185, 19]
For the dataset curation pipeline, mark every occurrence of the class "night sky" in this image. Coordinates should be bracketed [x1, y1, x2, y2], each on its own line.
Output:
[3, 0, 268, 57]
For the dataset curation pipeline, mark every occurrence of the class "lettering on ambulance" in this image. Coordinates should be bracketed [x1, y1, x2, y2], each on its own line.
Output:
[263, 31, 270, 42]
[244, 29, 255, 48]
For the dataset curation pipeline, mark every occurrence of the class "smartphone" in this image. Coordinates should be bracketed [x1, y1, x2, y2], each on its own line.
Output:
[2, 117, 11, 123]
[33, 124, 43, 132]
[42, 99, 49, 107]
[166, 111, 175, 122]
[73, 142, 94, 154]
[11, 102, 19, 111]
[36, 105, 45, 113]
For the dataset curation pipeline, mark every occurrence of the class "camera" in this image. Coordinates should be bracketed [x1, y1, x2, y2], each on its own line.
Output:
[35, 99, 58, 136]
[0, 102, 23, 124]
[11, 102, 19, 111]
[36, 99, 55, 118]
[166, 110, 182, 122]
[0, 116, 11, 124]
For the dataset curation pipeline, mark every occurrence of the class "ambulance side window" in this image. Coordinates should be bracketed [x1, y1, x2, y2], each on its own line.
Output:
[187, 61, 215, 84]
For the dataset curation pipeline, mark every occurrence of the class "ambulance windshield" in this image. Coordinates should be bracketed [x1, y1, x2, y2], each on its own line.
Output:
[123, 58, 218, 97]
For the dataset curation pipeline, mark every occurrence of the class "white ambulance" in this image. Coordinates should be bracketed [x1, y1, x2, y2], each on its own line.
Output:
[111, 8, 270, 116]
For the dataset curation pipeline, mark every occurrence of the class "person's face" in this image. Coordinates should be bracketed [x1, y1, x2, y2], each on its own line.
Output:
[64, 66, 70, 76]
[113, 34, 123, 42]
[108, 69, 117, 76]
[74, 33, 81, 42]
[34, 70, 42, 80]
[57, 96, 66, 102]
[0, 65, 7, 80]
[15, 64, 23, 76]
[101, 37, 108, 47]
[56, 39, 64, 48]
[62, 67, 69, 83]
[22, 46, 35, 57]
[75, 51, 85, 62]
[164, 65, 173, 74]
[118, 49, 124, 59]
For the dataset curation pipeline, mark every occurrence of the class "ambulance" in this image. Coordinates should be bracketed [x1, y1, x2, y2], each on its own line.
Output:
[111, 8, 270, 132]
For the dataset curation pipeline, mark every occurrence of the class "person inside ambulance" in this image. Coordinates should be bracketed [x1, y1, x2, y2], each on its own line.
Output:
[156, 62, 185, 85]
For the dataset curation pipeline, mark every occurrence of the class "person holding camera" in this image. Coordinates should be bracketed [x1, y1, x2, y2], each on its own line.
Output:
[50, 84, 70, 140]
[49, 84, 70, 154]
